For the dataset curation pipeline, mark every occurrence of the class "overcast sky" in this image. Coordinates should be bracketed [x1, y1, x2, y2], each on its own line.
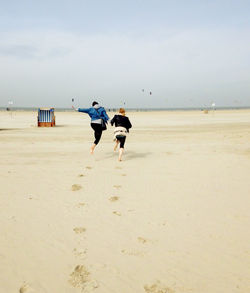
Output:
[0, 0, 249, 108]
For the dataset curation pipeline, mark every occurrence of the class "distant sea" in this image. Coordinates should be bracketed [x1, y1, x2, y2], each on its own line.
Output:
[0, 106, 250, 112]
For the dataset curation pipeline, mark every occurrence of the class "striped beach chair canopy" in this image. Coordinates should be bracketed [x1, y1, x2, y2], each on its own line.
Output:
[38, 108, 54, 122]
[37, 108, 55, 126]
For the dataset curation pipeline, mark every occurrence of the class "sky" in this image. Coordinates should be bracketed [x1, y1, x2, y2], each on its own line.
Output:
[0, 0, 249, 108]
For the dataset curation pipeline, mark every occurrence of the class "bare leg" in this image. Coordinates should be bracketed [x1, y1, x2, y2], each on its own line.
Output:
[118, 148, 124, 161]
[90, 144, 96, 154]
[114, 140, 119, 152]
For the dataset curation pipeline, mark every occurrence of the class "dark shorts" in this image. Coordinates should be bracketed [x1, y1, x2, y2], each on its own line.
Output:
[116, 135, 126, 148]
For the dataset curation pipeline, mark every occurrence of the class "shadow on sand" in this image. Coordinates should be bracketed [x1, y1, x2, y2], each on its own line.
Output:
[103, 150, 152, 161]
[54, 124, 71, 128]
[0, 128, 19, 131]
[125, 151, 152, 160]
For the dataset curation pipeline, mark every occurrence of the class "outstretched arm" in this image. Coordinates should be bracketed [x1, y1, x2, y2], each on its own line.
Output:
[78, 108, 90, 113]
[72, 106, 90, 113]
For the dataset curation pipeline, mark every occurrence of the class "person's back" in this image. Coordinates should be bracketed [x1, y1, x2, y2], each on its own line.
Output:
[79, 104, 109, 123]
[72, 101, 109, 154]
[111, 114, 132, 132]
[111, 108, 132, 161]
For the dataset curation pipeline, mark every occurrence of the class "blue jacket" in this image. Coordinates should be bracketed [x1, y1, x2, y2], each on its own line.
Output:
[78, 106, 109, 122]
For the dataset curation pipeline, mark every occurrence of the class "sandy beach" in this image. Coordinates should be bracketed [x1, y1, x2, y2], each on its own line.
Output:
[0, 109, 250, 293]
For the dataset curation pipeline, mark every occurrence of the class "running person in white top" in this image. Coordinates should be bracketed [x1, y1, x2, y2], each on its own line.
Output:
[111, 108, 132, 161]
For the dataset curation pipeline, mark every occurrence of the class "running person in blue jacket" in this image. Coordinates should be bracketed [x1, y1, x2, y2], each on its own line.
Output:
[72, 101, 109, 154]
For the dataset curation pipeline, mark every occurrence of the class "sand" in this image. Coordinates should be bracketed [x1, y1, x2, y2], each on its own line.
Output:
[0, 109, 250, 293]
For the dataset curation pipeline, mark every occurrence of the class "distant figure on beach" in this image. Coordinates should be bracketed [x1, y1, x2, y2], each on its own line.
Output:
[72, 101, 109, 154]
[111, 108, 132, 161]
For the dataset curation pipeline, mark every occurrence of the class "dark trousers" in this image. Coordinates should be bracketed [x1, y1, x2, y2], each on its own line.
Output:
[91, 123, 103, 145]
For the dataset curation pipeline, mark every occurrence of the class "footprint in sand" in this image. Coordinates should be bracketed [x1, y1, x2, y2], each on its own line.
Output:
[113, 211, 121, 216]
[113, 185, 122, 189]
[144, 281, 175, 293]
[69, 265, 98, 291]
[71, 184, 82, 191]
[138, 237, 155, 245]
[121, 249, 145, 257]
[86, 166, 92, 170]
[109, 196, 119, 202]
[73, 227, 86, 234]
[73, 248, 87, 257]
[76, 202, 85, 208]
[78, 174, 85, 177]
[19, 284, 36, 293]
[137, 237, 148, 244]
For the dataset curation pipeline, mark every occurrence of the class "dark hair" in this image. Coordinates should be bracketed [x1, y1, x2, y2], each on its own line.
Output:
[92, 101, 98, 106]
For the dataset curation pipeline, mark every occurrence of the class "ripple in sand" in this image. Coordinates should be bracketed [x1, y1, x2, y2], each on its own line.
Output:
[71, 184, 82, 191]
[78, 174, 85, 177]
